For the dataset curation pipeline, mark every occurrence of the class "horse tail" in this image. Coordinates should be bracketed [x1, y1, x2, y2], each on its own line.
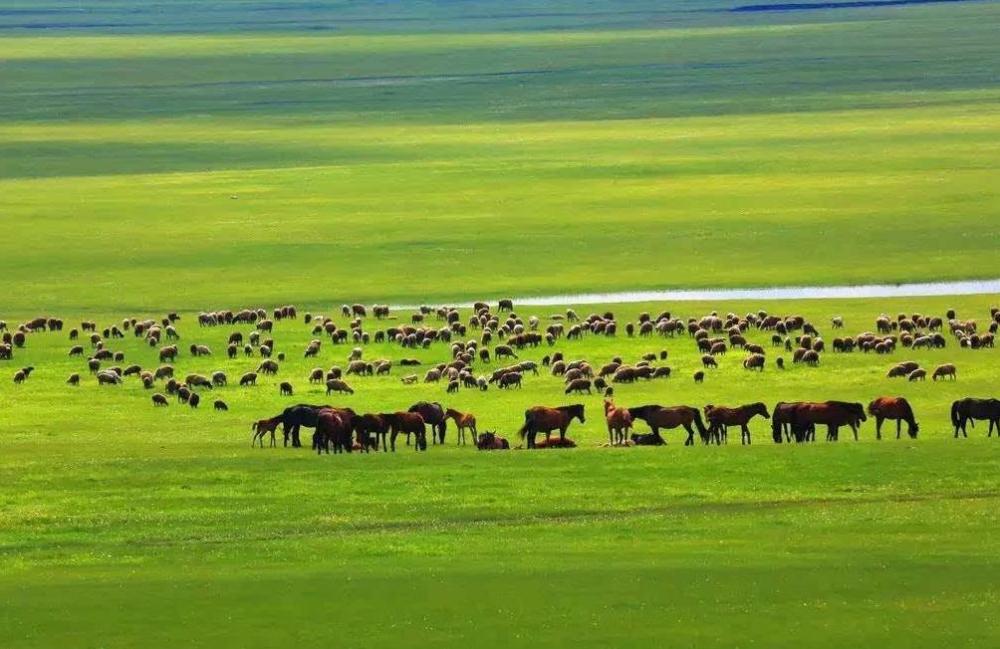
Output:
[950, 400, 961, 428]
[518, 412, 532, 439]
[692, 408, 707, 436]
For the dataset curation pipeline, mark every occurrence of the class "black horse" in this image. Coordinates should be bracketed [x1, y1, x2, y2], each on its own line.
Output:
[408, 401, 447, 444]
[277, 403, 332, 448]
[951, 398, 1000, 437]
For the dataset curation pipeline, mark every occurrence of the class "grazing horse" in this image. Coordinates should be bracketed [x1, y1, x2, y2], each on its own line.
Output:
[789, 401, 866, 442]
[951, 398, 1000, 438]
[383, 412, 427, 452]
[444, 408, 477, 446]
[704, 402, 770, 445]
[867, 396, 919, 439]
[277, 403, 333, 448]
[314, 409, 354, 455]
[627, 405, 707, 446]
[408, 401, 447, 445]
[476, 431, 510, 450]
[355, 413, 393, 452]
[518, 404, 585, 449]
[251, 417, 283, 448]
[604, 400, 633, 446]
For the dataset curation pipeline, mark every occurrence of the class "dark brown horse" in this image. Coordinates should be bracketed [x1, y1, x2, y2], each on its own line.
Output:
[627, 405, 708, 446]
[408, 401, 447, 444]
[518, 404, 585, 449]
[384, 412, 427, 451]
[476, 431, 510, 450]
[314, 408, 354, 455]
[355, 413, 392, 451]
[951, 398, 1000, 438]
[704, 402, 770, 445]
[867, 397, 919, 439]
[771, 402, 803, 443]
[789, 401, 866, 442]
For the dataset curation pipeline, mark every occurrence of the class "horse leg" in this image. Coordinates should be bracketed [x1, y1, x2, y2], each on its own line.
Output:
[682, 424, 693, 446]
[607, 424, 614, 446]
[896, 419, 901, 440]
[390, 431, 398, 452]
[742, 424, 750, 445]
[269, 431, 276, 448]
[875, 417, 882, 440]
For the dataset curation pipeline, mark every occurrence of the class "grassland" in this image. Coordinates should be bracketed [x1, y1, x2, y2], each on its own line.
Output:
[2, 0, 999, 646]
[1, 1, 999, 311]
[2, 295, 1000, 648]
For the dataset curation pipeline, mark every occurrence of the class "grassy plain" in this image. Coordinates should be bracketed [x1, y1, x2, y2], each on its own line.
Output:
[1, 0, 999, 646]
[2, 295, 1000, 648]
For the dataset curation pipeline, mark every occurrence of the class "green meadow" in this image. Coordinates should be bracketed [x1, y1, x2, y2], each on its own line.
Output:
[1, 0, 1000, 647]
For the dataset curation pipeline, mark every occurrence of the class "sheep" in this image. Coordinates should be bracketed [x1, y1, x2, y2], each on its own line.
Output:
[326, 379, 354, 395]
[932, 363, 957, 381]
[279, 382, 294, 396]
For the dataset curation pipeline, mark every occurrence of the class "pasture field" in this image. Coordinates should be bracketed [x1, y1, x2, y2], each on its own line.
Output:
[2, 294, 1000, 648]
[1, 0, 999, 311]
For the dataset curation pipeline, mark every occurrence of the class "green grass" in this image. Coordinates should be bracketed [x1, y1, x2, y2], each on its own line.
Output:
[2, 295, 1000, 648]
[2, 1, 999, 646]
[1, 1, 999, 311]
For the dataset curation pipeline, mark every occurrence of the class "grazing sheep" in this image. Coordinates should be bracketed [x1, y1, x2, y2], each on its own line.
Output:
[424, 369, 442, 383]
[214, 400, 228, 411]
[326, 379, 354, 395]
[279, 382, 294, 396]
[743, 354, 765, 371]
[401, 374, 418, 385]
[258, 360, 279, 375]
[932, 363, 957, 381]
[67, 373, 80, 386]
[189, 392, 201, 408]
[565, 378, 592, 395]
[96, 370, 122, 385]
[212, 371, 227, 387]
[152, 393, 169, 406]
[239, 372, 258, 387]
[701, 354, 717, 369]
[447, 380, 460, 394]
[651, 366, 672, 379]
[776, 357, 785, 370]
[908, 368, 927, 382]
[693, 370, 705, 383]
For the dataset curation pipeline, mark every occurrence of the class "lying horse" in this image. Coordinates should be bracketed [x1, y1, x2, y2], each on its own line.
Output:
[518, 404, 585, 449]
[951, 397, 1000, 438]
[867, 396, 919, 439]
[476, 431, 510, 450]
[627, 405, 707, 446]
[704, 402, 770, 445]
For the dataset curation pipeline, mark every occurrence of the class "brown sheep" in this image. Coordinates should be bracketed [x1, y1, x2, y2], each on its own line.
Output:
[258, 360, 279, 375]
[565, 378, 592, 395]
[279, 382, 294, 396]
[908, 368, 927, 382]
[152, 393, 169, 406]
[693, 370, 705, 383]
[701, 354, 717, 369]
[67, 373, 80, 386]
[239, 372, 258, 387]
[309, 368, 325, 384]
[326, 379, 354, 395]
[932, 364, 956, 381]
[743, 354, 765, 371]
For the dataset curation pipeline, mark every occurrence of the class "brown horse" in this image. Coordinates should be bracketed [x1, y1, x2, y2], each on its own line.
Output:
[867, 397, 919, 439]
[384, 412, 427, 452]
[604, 400, 633, 446]
[518, 404, 585, 449]
[704, 402, 770, 445]
[951, 398, 1000, 438]
[476, 431, 510, 450]
[444, 408, 477, 446]
[251, 417, 283, 448]
[627, 405, 708, 446]
[355, 413, 393, 452]
[788, 401, 866, 442]
[408, 401, 447, 444]
[771, 402, 802, 443]
[314, 409, 353, 455]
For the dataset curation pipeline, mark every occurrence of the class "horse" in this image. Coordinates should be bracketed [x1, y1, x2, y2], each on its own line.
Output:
[251, 417, 283, 448]
[630, 432, 665, 446]
[277, 403, 333, 448]
[867, 397, 919, 439]
[355, 413, 392, 452]
[627, 405, 707, 446]
[518, 404, 585, 449]
[771, 402, 805, 443]
[314, 408, 354, 455]
[788, 401, 866, 442]
[951, 398, 1000, 438]
[408, 401, 447, 444]
[704, 402, 770, 445]
[604, 400, 633, 446]
[476, 431, 510, 450]
[383, 412, 427, 452]
[444, 408, 477, 446]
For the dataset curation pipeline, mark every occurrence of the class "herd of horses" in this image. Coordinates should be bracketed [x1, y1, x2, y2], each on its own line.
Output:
[4, 300, 1000, 453]
[246, 396, 1000, 454]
